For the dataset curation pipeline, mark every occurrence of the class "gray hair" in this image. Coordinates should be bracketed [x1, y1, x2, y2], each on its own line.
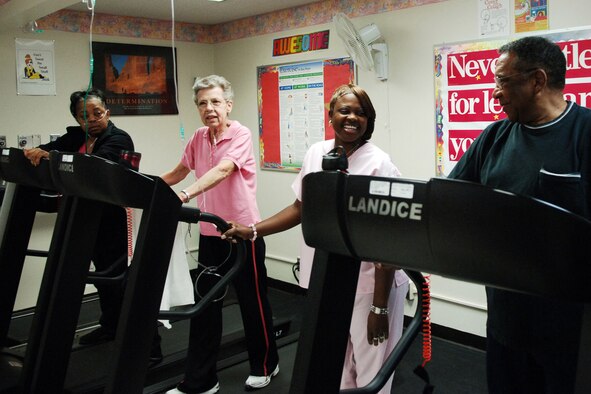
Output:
[192, 75, 234, 104]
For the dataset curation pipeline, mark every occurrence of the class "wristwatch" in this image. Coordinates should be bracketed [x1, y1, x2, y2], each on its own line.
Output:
[370, 304, 389, 315]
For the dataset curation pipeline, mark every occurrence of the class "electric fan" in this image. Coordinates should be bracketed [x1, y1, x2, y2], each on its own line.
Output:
[333, 12, 389, 81]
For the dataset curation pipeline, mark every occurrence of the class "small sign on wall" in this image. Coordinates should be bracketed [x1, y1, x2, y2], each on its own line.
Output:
[15, 38, 56, 96]
[514, 0, 549, 33]
[273, 30, 330, 57]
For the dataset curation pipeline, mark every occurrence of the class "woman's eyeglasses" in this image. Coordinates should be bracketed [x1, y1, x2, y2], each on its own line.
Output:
[76, 110, 108, 123]
[197, 99, 227, 110]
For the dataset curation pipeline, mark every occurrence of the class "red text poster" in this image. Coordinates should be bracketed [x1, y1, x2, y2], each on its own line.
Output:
[435, 27, 591, 176]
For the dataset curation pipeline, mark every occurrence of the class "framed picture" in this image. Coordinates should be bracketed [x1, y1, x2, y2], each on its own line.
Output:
[92, 42, 178, 115]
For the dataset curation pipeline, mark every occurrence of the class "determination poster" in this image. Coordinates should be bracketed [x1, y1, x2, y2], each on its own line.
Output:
[434, 26, 591, 177]
[257, 58, 355, 171]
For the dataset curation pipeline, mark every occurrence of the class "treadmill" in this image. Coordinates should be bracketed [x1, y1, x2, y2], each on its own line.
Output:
[290, 170, 591, 393]
[0, 148, 302, 393]
[0, 148, 58, 391]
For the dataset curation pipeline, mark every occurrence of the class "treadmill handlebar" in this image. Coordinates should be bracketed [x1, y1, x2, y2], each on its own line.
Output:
[178, 206, 231, 233]
[179, 205, 230, 234]
[343, 270, 426, 394]
[158, 241, 245, 320]
[159, 207, 236, 320]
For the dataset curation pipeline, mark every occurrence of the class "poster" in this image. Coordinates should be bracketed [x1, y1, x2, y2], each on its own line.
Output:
[515, 0, 549, 33]
[478, 0, 510, 37]
[92, 42, 178, 115]
[434, 27, 591, 177]
[15, 38, 56, 96]
[257, 58, 355, 171]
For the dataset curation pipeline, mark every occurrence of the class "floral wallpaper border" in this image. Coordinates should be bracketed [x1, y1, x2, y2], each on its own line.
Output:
[33, 0, 446, 43]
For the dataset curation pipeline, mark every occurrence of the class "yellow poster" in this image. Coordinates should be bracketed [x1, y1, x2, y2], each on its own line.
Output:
[515, 0, 548, 33]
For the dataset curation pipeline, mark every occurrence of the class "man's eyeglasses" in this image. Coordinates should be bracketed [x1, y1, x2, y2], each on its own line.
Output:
[197, 99, 227, 110]
[494, 68, 538, 89]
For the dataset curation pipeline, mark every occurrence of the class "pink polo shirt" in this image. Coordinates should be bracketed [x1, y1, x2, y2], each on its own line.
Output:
[181, 120, 260, 236]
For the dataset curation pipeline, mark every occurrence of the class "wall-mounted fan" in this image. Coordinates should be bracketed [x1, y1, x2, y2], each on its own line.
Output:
[333, 12, 389, 81]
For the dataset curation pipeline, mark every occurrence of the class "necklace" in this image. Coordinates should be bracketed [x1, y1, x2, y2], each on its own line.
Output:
[345, 141, 363, 157]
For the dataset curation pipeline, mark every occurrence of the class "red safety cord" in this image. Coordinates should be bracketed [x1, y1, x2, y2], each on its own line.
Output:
[421, 274, 432, 367]
[413, 274, 434, 393]
[126, 208, 134, 264]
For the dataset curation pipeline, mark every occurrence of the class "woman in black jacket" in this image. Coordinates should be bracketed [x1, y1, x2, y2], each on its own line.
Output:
[23, 89, 152, 355]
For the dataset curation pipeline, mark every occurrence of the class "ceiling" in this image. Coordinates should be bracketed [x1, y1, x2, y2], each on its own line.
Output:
[67, 0, 322, 25]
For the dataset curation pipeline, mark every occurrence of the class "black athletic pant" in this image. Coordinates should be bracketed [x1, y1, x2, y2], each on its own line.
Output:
[182, 235, 279, 392]
[92, 204, 128, 334]
[487, 334, 577, 394]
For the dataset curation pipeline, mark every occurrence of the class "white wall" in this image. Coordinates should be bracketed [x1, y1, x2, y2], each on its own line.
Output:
[2, 0, 591, 336]
[213, 0, 591, 337]
[0, 30, 215, 309]
[0, 31, 214, 176]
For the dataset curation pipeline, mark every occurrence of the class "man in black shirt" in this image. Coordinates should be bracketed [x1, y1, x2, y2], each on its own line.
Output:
[449, 36, 591, 394]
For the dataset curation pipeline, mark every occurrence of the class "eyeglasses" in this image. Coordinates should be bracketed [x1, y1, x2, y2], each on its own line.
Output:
[494, 68, 538, 89]
[76, 110, 108, 123]
[197, 99, 227, 110]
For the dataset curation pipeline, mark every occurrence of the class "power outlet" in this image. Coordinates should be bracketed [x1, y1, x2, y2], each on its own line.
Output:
[17, 135, 33, 149]
[16, 134, 41, 149]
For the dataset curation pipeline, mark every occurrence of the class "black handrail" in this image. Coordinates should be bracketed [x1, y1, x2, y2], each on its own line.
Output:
[85, 255, 128, 285]
[342, 269, 426, 394]
[87, 207, 236, 291]
[25, 249, 49, 258]
[158, 209, 243, 320]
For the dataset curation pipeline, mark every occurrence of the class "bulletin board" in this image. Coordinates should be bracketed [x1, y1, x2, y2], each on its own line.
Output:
[434, 26, 591, 177]
[257, 58, 355, 171]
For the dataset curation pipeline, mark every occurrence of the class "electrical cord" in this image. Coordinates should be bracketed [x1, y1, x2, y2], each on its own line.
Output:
[170, 0, 185, 142]
[83, 0, 96, 151]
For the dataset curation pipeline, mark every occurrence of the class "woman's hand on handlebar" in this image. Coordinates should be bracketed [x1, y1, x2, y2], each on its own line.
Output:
[23, 147, 49, 167]
[221, 221, 252, 243]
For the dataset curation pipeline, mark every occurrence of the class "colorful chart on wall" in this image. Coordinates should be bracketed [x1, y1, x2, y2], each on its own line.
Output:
[434, 26, 591, 177]
[257, 58, 355, 171]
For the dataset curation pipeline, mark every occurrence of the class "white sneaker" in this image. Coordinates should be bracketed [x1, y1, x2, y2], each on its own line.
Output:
[244, 365, 279, 391]
[166, 382, 220, 394]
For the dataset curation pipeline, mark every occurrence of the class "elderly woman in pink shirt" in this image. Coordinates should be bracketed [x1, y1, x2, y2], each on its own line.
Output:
[162, 75, 278, 394]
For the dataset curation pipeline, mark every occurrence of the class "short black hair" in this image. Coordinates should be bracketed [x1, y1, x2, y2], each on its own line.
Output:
[498, 36, 566, 90]
[328, 84, 376, 141]
[69, 88, 108, 118]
